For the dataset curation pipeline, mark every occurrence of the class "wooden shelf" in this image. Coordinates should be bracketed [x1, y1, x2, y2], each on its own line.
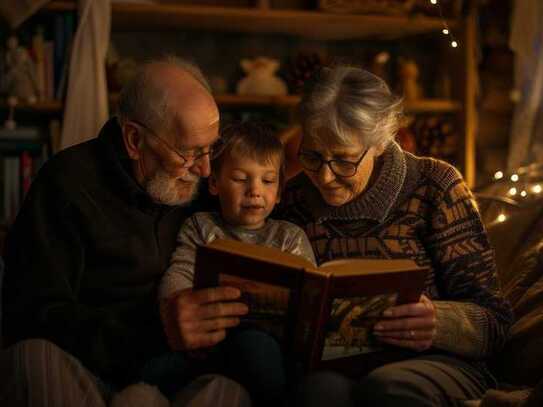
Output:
[3, 95, 460, 114]
[215, 94, 300, 107]
[44, 1, 458, 40]
[404, 99, 461, 114]
[0, 100, 63, 114]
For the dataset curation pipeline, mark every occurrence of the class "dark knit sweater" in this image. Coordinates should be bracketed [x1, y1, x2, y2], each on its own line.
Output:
[278, 142, 513, 360]
[2, 118, 206, 386]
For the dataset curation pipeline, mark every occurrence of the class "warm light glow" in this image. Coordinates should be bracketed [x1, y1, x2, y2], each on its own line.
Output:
[511, 174, 519, 182]
[508, 187, 517, 196]
[442, 28, 449, 35]
[430, 0, 437, 4]
[532, 184, 542, 194]
[451, 41, 458, 48]
[494, 171, 504, 180]
[521, 190, 527, 197]
[497, 214, 507, 223]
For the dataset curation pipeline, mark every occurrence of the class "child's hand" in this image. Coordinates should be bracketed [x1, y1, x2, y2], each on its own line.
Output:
[172, 286, 249, 350]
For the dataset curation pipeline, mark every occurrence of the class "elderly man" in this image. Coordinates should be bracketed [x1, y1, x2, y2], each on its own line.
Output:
[0, 57, 250, 406]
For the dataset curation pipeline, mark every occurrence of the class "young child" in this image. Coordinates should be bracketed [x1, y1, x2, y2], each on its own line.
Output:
[147, 120, 315, 406]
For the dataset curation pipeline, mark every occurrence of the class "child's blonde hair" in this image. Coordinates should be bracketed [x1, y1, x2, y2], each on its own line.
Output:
[212, 120, 286, 190]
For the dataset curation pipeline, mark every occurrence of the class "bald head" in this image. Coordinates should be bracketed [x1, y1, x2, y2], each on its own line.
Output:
[117, 56, 218, 137]
[118, 57, 220, 206]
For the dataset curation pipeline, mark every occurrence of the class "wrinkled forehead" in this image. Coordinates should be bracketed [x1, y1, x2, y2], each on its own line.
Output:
[171, 99, 220, 149]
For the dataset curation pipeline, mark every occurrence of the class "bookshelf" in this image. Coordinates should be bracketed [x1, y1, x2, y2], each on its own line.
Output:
[1, 94, 461, 114]
[41, 0, 478, 187]
[0, 1, 477, 238]
[45, 1, 458, 40]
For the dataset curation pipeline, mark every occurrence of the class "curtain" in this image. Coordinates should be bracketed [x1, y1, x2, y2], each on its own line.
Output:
[508, 0, 543, 170]
[60, 0, 110, 150]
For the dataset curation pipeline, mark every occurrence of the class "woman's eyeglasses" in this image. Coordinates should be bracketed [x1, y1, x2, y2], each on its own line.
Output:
[298, 148, 369, 178]
[130, 119, 225, 168]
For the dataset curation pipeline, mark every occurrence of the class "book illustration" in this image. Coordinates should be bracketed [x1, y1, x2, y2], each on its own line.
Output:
[218, 273, 290, 339]
[322, 293, 398, 361]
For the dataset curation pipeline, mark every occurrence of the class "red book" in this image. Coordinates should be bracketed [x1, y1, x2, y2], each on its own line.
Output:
[20, 151, 33, 197]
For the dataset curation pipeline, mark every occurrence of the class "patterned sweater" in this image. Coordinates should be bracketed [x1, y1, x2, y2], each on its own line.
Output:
[278, 142, 513, 360]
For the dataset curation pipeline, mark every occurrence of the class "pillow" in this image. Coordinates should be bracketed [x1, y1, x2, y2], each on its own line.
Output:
[485, 204, 543, 288]
[491, 240, 543, 386]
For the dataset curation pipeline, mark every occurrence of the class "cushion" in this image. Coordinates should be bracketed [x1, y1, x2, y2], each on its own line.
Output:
[482, 200, 543, 386]
[484, 203, 543, 286]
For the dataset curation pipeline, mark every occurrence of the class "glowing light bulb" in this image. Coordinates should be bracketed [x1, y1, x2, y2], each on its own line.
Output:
[442, 28, 449, 35]
[520, 190, 527, 197]
[511, 174, 519, 182]
[532, 184, 542, 194]
[451, 41, 458, 48]
[497, 214, 507, 223]
[430, 0, 437, 4]
[508, 187, 517, 196]
[494, 171, 504, 180]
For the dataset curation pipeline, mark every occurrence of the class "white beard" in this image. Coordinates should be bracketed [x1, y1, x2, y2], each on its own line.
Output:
[145, 169, 200, 206]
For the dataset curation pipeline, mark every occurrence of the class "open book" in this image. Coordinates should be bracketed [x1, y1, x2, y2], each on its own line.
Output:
[194, 238, 428, 376]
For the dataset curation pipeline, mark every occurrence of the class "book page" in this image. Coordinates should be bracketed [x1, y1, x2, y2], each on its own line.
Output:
[321, 293, 398, 361]
[320, 258, 421, 277]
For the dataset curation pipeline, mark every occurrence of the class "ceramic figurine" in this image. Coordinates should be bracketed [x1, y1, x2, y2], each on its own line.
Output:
[236, 57, 288, 96]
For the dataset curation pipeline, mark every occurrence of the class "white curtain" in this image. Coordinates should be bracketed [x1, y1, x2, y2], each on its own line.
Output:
[60, 0, 110, 150]
[508, 0, 543, 170]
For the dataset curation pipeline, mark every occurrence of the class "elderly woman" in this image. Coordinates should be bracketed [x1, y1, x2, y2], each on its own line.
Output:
[278, 66, 513, 407]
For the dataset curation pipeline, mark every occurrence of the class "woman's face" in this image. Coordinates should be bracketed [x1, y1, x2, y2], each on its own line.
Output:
[300, 128, 382, 206]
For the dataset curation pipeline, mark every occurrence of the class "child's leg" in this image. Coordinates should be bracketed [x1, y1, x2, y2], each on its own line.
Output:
[140, 351, 196, 400]
[221, 328, 287, 406]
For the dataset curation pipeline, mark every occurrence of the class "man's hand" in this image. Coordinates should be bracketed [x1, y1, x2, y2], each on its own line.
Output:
[373, 295, 436, 352]
[172, 286, 248, 351]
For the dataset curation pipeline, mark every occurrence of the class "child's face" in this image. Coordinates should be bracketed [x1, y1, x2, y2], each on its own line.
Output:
[209, 153, 281, 230]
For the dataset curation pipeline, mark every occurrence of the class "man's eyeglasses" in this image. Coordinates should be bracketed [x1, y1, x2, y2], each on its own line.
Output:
[298, 148, 369, 178]
[130, 119, 224, 168]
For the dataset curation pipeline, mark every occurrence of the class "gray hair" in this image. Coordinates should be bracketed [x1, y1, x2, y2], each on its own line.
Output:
[299, 65, 403, 149]
[117, 55, 211, 134]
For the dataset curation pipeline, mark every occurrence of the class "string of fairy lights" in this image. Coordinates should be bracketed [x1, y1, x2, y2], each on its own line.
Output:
[484, 164, 543, 225]
[431, 0, 459, 48]
[427, 2, 541, 225]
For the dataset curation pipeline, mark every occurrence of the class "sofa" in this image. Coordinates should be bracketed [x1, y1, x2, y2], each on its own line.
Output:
[474, 191, 543, 405]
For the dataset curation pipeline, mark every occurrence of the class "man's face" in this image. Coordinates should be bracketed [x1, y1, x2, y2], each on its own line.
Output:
[138, 105, 220, 206]
[209, 153, 281, 230]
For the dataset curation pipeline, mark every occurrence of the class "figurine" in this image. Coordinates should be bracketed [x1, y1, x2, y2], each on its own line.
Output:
[397, 57, 423, 101]
[236, 57, 288, 96]
[4, 36, 39, 104]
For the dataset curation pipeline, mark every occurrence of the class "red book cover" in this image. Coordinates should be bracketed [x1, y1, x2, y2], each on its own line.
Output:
[20, 151, 33, 197]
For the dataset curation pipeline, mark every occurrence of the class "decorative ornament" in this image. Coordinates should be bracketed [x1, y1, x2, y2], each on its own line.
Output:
[236, 57, 288, 96]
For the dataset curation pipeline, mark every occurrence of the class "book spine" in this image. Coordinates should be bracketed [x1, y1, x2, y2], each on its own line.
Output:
[20, 151, 32, 198]
[293, 271, 331, 372]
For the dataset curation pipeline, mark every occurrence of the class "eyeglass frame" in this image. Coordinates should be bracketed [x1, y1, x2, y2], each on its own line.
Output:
[297, 147, 370, 178]
[129, 119, 222, 168]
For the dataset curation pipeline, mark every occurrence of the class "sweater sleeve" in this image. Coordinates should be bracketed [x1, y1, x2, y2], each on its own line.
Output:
[3, 173, 137, 382]
[279, 222, 317, 266]
[158, 215, 206, 301]
[424, 169, 513, 359]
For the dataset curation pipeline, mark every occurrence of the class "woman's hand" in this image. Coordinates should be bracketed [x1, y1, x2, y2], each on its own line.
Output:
[373, 295, 436, 352]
